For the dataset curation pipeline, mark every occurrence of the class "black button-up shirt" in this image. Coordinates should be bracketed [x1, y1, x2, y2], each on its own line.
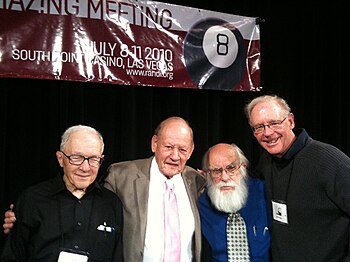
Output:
[1, 174, 123, 261]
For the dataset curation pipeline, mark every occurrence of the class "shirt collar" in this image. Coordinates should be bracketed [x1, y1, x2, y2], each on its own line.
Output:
[50, 173, 102, 196]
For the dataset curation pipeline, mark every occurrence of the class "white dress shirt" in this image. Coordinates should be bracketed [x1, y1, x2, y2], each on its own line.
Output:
[143, 158, 195, 262]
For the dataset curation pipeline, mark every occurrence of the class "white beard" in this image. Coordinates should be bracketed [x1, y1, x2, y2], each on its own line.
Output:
[207, 173, 248, 213]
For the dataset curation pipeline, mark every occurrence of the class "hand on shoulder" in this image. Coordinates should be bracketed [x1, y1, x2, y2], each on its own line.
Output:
[3, 203, 16, 234]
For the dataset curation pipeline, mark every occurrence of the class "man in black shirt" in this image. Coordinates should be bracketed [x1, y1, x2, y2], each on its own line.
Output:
[1, 125, 123, 261]
[244, 95, 350, 261]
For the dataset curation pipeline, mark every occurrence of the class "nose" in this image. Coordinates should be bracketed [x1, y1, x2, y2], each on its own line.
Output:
[79, 159, 91, 170]
[220, 169, 231, 181]
[263, 125, 274, 135]
[169, 147, 180, 159]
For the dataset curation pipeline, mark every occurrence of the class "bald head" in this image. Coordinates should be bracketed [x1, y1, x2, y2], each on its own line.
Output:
[203, 143, 248, 171]
[154, 116, 194, 146]
[151, 116, 194, 178]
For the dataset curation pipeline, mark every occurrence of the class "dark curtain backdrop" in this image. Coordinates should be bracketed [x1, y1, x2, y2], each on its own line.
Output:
[1, 0, 349, 248]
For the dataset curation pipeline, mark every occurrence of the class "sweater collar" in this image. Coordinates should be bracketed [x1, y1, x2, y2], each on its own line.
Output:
[282, 128, 310, 160]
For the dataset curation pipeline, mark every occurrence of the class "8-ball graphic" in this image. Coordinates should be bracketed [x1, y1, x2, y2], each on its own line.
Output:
[184, 18, 246, 90]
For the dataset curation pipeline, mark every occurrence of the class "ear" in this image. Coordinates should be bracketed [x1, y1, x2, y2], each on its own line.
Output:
[187, 144, 194, 160]
[151, 135, 157, 153]
[288, 113, 295, 129]
[56, 151, 64, 167]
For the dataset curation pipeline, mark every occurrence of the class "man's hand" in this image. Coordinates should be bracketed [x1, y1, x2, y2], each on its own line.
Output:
[196, 169, 208, 179]
[3, 204, 16, 234]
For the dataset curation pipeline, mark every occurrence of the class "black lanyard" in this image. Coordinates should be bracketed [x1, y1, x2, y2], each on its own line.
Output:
[270, 158, 295, 202]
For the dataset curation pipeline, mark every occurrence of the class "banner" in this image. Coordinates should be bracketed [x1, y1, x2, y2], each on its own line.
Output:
[0, 0, 261, 91]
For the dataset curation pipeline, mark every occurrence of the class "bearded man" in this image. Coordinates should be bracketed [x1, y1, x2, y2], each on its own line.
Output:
[198, 143, 270, 262]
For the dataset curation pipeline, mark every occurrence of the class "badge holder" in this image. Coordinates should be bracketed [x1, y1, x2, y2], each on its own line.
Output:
[58, 249, 89, 262]
[272, 200, 288, 224]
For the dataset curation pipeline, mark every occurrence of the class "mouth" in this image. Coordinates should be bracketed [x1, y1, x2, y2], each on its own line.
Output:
[265, 137, 279, 145]
[220, 186, 234, 192]
[165, 162, 179, 168]
[75, 173, 89, 179]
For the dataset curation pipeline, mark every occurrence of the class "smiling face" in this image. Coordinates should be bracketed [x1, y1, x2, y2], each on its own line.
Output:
[56, 130, 103, 191]
[249, 100, 296, 158]
[151, 118, 194, 178]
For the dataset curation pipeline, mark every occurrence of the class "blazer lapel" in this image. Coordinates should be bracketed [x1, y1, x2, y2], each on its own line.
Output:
[134, 157, 153, 247]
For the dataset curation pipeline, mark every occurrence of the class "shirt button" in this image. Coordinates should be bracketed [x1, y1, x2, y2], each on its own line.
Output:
[77, 222, 82, 226]
[74, 245, 79, 249]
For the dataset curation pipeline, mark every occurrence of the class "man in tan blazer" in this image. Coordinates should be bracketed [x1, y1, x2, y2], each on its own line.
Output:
[105, 116, 206, 262]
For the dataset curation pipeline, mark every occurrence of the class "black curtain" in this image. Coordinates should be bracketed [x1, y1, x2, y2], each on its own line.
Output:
[1, 0, 349, 248]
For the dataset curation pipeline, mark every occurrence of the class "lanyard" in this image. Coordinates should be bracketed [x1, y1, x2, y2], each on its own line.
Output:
[270, 158, 295, 202]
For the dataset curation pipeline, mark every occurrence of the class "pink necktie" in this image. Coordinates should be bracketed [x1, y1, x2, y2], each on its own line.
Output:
[163, 179, 181, 262]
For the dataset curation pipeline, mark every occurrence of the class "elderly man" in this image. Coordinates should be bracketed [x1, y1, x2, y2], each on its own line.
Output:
[1, 125, 123, 261]
[199, 143, 270, 262]
[104, 116, 206, 261]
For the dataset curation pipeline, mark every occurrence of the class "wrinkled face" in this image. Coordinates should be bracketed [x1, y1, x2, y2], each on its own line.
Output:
[151, 120, 194, 178]
[206, 144, 248, 213]
[207, 144, 242, 191]
[249, 101, 295, 157]
[56, 130, 103, 190]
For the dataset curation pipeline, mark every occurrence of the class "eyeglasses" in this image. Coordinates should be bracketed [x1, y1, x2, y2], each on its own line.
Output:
[251, 116, 287, 134]
[60, 151, 104, 168]
[207, 162, 241, 178]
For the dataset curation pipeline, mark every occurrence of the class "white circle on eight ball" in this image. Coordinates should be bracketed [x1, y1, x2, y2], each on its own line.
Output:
[184, 18, 246, 90]
[203, 25, 238, 68]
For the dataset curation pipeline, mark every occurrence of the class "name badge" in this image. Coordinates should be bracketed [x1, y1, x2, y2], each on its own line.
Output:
[272, 200, 288, 224]
[58, 250, 89, 262]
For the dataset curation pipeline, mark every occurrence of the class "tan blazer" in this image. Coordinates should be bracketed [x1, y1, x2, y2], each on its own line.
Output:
[104, 156, 206, 262]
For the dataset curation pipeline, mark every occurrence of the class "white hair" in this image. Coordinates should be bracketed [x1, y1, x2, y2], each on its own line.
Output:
[60, 125, 104, 152]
